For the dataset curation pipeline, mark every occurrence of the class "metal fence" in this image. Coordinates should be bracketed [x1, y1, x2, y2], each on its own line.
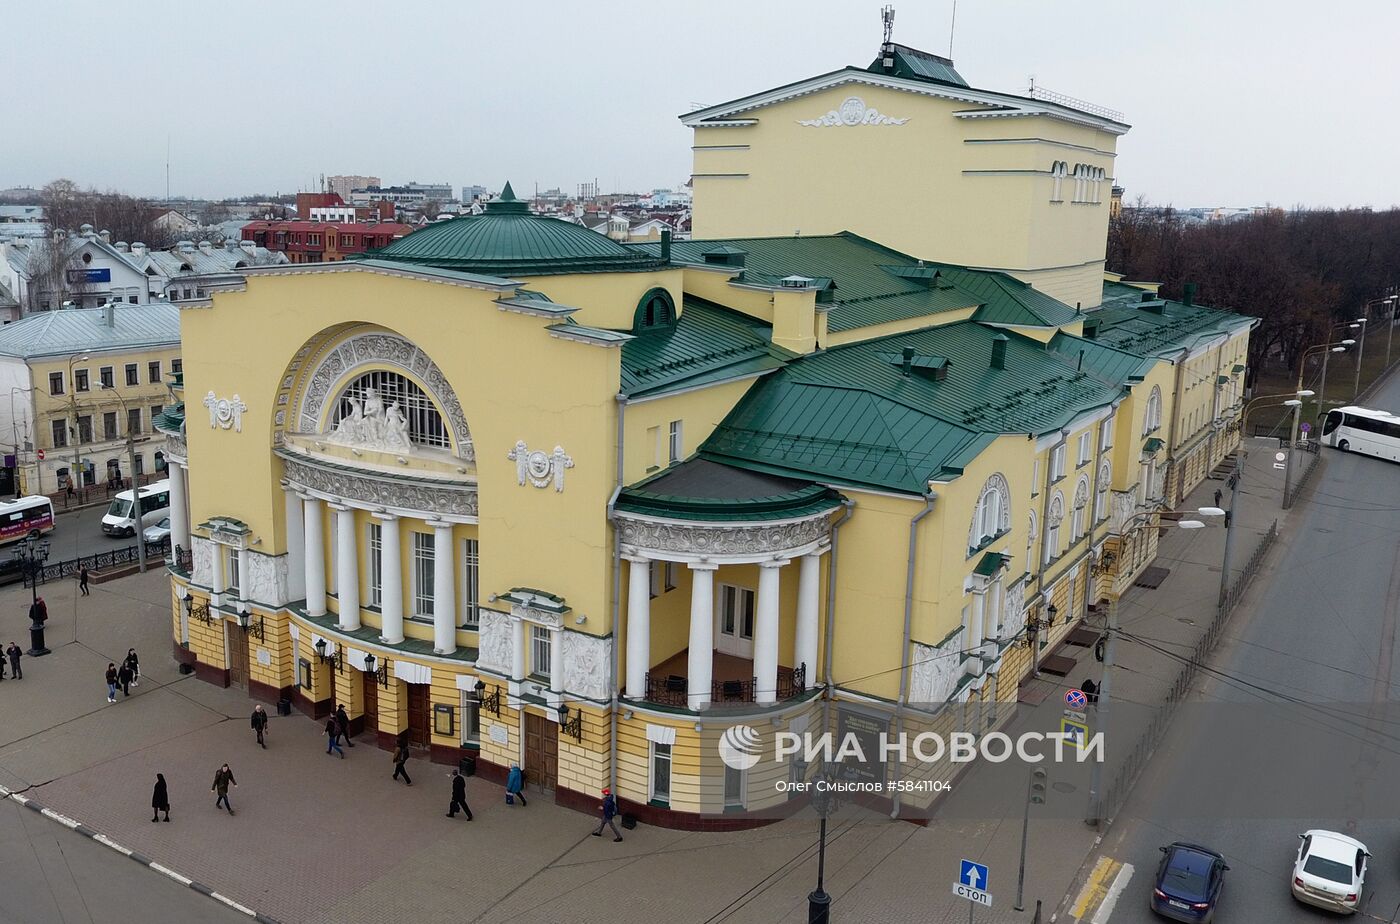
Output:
[1283, 440, 1321, 509]
[1100, 519, 1278, 820]
[22, 536, 171, 587]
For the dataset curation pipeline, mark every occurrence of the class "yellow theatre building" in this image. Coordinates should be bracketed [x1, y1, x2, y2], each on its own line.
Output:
[161, 39, 1255, 827]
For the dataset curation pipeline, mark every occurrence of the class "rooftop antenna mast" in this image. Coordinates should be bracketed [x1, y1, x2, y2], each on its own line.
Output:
[881, 4, 895, 44]
[948, 0, 957, 59]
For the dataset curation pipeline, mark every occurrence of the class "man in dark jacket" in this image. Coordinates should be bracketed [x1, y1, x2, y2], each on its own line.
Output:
[211, 764, 236, 815]
[446, 768, 473, 819]
[334, 703, 354, 747]
[117, 661, 134, 697]
[392, 739, 411, 784]
[6, 643, 21, 679]
[251, 705, 268, 748]
[591, 787, 623, 841]
[125, 648, 140, 686]
[79, 566, 90, 596]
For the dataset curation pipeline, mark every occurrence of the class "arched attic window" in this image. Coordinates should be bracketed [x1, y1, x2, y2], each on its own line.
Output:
[1045, 492, 1065, 564]
[1095, 459, 1112, 521]
[1071, 476, 1089, 541]
[1050, 161, 1067, 202]
[329, 369, 450, 449]
[633, 287, 677, 333]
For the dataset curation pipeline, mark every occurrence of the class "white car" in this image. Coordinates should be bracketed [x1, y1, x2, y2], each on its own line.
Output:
[143, 517, 172, 544]
[1292, 829, 1369, 914]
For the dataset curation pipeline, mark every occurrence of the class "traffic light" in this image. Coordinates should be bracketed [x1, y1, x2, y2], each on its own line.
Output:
[1030, 767, 1048, 804]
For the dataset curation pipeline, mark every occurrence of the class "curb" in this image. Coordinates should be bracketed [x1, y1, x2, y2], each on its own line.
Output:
[0, 782, 281, 924]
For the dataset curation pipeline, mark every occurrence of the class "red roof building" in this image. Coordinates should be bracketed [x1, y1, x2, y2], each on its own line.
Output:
[241, 220, 416, 263]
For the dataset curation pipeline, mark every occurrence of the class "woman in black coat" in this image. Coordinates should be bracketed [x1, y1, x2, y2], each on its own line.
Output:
[151, 773, 170, 822]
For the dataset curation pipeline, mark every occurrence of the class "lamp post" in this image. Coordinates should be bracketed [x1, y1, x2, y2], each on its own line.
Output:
[1281, 397, 1305, 508]
[1352, 317, 1369, 399]
[66, 353, 89, 500]
[14, 531, 51, 655]
[808, 774, 834, 924]
[1316, 341, 1353, 418]
[1085, 507, 1222, 826]
[1385, 295, 1398, 367]
[99, 384, 146, 573]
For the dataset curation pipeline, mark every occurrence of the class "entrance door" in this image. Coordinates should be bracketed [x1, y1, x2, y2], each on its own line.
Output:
[361, 672, 379, 736]
[715, 584, 755, 658]
[523, 712, 558, 792]
[225, 624, 249, 688]
[406, 683, 430, 749]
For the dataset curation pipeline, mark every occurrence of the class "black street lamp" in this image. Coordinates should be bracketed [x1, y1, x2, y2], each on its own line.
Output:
[808, 773, 835, 924]
[14, 530, 51, 656]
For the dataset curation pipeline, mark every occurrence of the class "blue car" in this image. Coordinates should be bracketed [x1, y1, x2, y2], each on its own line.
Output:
[1151, 842, 1228, 922]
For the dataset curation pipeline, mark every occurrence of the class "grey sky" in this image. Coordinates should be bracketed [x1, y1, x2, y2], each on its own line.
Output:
[6, 0, 1397, 208]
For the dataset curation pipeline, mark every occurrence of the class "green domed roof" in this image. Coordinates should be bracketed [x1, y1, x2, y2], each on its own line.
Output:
[365, 182, 668, 277]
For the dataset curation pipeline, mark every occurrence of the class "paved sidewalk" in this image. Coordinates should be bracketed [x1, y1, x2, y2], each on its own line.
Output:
[0, 444, 1308, 923]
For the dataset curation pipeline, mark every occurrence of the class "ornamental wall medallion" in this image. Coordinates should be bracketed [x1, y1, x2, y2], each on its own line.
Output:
[797, 96, 909, 127]
[508, 441, 573, 492]
[203, 391, 247, 431]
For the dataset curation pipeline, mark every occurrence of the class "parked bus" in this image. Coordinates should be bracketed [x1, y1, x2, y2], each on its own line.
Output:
[102, 479, 171, 537]
[1320, 406, 1400, 463]
[0, 495, 55, 546]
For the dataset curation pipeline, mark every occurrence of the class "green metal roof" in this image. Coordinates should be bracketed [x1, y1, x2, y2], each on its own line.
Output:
[152, 402, 185, 434]
[616, 458, 843, 521]
[634, 232, 982, 333]
[1089, 282, 1256, 357]
[619, 296, 792, 398]
[953, 270, 1081, 327]
[1142, 437, 1164, 453]
[1047, 332, 1154, 387]
[866, 44, 969, 88]
[364, 183, 668, 277]
[973, 551, 1008, 577]
[701, 321, 1121, 494]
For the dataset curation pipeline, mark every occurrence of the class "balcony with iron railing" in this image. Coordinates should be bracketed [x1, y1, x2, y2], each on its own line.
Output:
[642, 651, 809, 710]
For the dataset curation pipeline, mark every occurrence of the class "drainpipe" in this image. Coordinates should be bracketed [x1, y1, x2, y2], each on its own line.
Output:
[890, 488, 937, 819]
[1163, 348, 1188, 505]
[607, 393, 628, 796]
[818, 499, 856, 774]
[1034, 429, 1063, 673]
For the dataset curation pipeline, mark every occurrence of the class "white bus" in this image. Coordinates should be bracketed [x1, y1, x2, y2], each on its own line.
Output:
[102, 479, 171, 537]
[0, 495, 55, 545]
[1320, 406, 1400, 462]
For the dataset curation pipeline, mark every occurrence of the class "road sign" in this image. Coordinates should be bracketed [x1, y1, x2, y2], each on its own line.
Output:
[1274, 451, 1287, 462]
[1065, 688, 1087, 709]
[1273, 462, 1286, 470]
[953, 882, 994, 907]
[1301, 422, 1312, 433]
[1063, 709, 1087, 723]
[959, 859, 989, 890]
[1060, 717, 1090, 750]
[36, 449, 45, 461]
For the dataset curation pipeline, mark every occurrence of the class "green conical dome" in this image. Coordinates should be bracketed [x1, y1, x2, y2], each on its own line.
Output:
[365, 181, 667, 277]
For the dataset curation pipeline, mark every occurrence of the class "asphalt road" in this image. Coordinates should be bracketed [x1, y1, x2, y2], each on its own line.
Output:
[1092, 372, 1400, 922]
[0, 797, 249, 924]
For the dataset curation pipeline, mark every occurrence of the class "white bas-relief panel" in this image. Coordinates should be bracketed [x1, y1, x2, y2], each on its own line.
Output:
[559, 630, 612, 701]
[909, 635, 963, 706]
[476, 609, 513, 675]
[1001, 579, 1027, 643]
[797, 96, 909, 127]
[243, 551, 289, 607]
[192, 536, 215, 586]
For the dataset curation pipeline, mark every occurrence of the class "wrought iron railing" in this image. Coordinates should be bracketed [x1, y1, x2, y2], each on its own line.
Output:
[643, 672, 689, 707]
[21, 536, 171, 587]
[1027, 84, 1124, 122]
[643, 665, 810, 707]
[172, 544, 193, 572]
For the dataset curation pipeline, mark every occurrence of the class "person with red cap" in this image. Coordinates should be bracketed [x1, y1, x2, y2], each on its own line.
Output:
[591, 786, 622, 841]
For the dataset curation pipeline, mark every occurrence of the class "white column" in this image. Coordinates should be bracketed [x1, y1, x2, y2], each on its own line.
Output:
[376, 513, 403, 644]
[333, 505, 360, 630]
[549, 627, 564, 695]
[168, 462, 190, 554]
[282, 487, 305, 602]
[236, 548, 250, 612]
[968, 589, 986, 677]
[687, 563, 717, 710]
[303, 496, 326, 617]
[754, 559, 787, 705]
[794, 552, 821, 691]
[431, 521, 456, 654]
[625, 555, 652, 699]
[511, 616, 527, 681]
[210, 542, 225, 607]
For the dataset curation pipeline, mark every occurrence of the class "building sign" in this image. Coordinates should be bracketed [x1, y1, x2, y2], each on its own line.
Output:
[836, 707, 888, 785]
[65, 268, 111, 284]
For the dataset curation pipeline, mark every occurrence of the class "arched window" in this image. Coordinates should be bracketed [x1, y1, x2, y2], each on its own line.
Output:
[633, 287, 676, 333]
[1071, 476, 1089, 542]
[1143, 385, 1163, 434]
[1095, 460, 1111, 521]
[1050, 161, 1067, 202]
[1045, 492, 1064, 564]
[1026, 510, 1038, 555]
[969, 473, 1011, 550]
[329, 370, 449, 449]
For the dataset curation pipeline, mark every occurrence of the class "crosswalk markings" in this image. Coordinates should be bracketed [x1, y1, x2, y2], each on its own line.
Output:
[1092, 863, 1134, 924]
[1070, 856, 1136, 921]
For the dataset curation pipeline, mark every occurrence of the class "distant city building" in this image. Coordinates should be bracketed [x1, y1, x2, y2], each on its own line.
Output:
[120, 239, 288, 302]
[294, 192, 394, 224]
[461, 185, 488, 203]
[1, 226, 152, 311]
[1110, 185, 1124, 219]
[241, 220, 416, 263]
[350, 182, 452, 207]
[0, 205, 45, 224]
[327, 175, 381, 200]
[151, 209, 200, 236]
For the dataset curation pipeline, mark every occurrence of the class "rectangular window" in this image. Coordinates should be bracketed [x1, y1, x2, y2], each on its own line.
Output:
[103, 412, 117, 440]
[77, 415, 92, 443]
[99, 366, 114, 389]
[1050, 444, 1066, 481]
[51, 419, 67, 448]
[664, 561, 677, 592]
[412, 531, 434, 617]
[298, 658, 313, 690]
[1094, 484, 1107, 522]
[1100, 414, 1114, 451]
[127, 408, 141, 436]
[75, 369, 89, 392]
[128, 295, 137, 304]
[134, 454, 144, 475]
[148, 361, 161, 383]
[1077, 432, 1092, 466]
[668, 420, 683, 464]
[723, 764, 745, 810]
[125, 363, 138, 386]
[650, 561, 662, 599]
[720, 585, 756, 641]
[170, 359, 182, 375]
[460, 538, 479, 628]
[327, 518, 337, 594]
[226, 548, 240, 594]
[460, 690, 480, 746]
[646, 425, 660, 469]
[48, 372, 63, 395]
[530, 625, 551, 680]
[367, 522, 383, 607]
[151, 404, 164, 424]
[1031, 458, 1041, 496]
[651, 741, 672, 803]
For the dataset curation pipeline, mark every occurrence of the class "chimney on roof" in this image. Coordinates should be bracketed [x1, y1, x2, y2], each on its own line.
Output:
[178, 241, 194, 253]
[660, 228, 671, 263]
[901, 346, 914, 376]
[98, 229, 111, 243]
[130, 242, 147, 257]
[102, 303, 114, 328]
[198, 240, 213, 255]
[990, 332, 1010, 370]
[239, 239, 256, 253]
[1182, 282, 1196, 306]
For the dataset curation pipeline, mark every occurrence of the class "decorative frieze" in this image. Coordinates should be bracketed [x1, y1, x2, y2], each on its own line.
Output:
[910, 635, 962, 705]
[1001, 579, 1027, 642]
[244, 550, 289, 608]
[617, 514, 831, 559]
[560, 631, 612, 701]
[191, 536, 214, 586]
[280, 453, 478, 520]
[476, 609, 513, 675]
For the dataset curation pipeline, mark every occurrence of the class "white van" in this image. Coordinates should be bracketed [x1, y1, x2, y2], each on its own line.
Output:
[102, 479, 171, 537]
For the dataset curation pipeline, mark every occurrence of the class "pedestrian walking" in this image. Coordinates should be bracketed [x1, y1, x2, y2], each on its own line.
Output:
[79, 566, 90, 596]
[506, 764, 527, 806]
[211, 764, 236, 814]
[1213, 488, 1223, 508]
[391, 739, 412, 784]
[1081, 677, 1100, 706]
[334, 703, 355, 747]
[118, 660, 133, 697]
[251, 704, 268, 748]
[105, 662, 118, 703]
[446, 768, 473, 819]
[0, 644, 6, 680]
[151, 773, 170, 822]
[325, 717, 345, 758]
[591, 787, 623, 841]
[125, 648, 140, 686]
[7, 643, 21, 679]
